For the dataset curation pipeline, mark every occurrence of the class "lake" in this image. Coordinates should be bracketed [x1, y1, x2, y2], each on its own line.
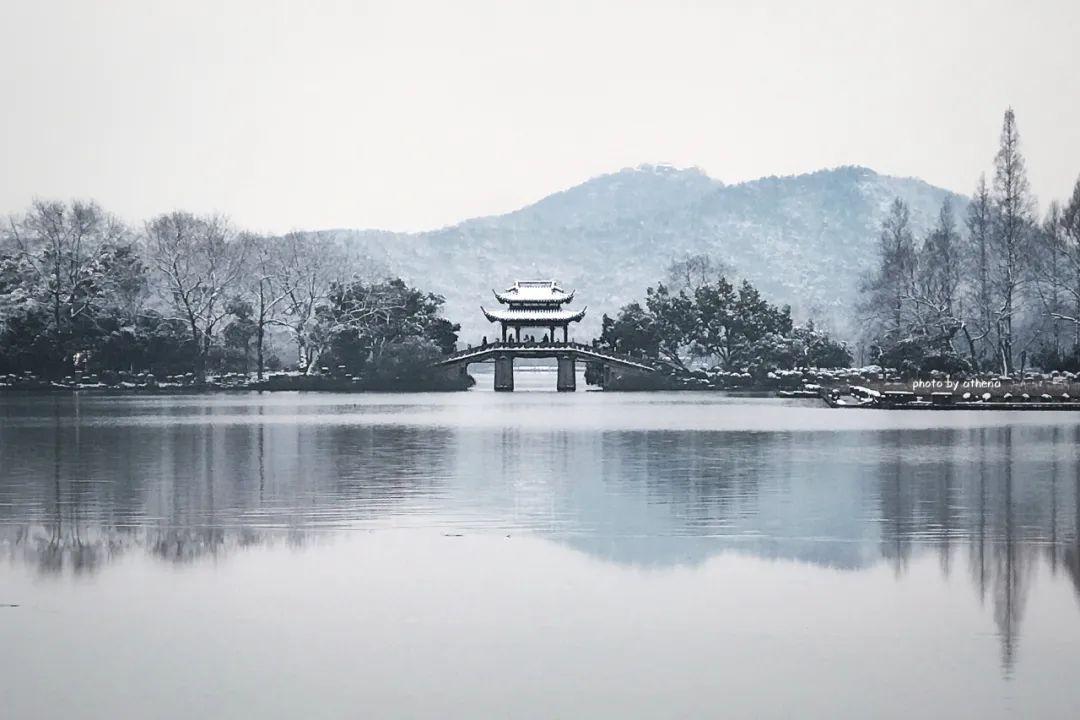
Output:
[2, 369, 1080, 719]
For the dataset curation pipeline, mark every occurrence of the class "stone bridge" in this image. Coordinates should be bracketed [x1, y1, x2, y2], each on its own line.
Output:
[435, 341, 655, 391]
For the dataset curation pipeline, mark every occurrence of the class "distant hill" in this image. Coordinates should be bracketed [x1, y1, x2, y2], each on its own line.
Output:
[318, 164, 965, 343]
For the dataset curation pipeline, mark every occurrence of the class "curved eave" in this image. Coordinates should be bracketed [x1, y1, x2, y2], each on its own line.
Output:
[492, 289, 576, 305]
[481, 306, 588, 323]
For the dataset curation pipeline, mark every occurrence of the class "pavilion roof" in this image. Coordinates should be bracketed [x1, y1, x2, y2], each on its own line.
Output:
[481, 306, 587, 324]
[493, 280, 575, 305]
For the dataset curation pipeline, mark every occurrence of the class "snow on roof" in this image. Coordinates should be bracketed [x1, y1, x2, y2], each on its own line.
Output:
[494, 280, 575, 304]
[481, 306, 587, 323]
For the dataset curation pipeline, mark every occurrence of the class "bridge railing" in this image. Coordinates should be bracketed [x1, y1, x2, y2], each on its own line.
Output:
[440, 340, 655, 369]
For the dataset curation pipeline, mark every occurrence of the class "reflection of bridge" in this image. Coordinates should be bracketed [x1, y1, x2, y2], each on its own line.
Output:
[435, 341, 655, 391]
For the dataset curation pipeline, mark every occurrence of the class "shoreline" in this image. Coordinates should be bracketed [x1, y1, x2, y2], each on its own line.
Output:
[0, 375, 472, 395]
[6, 375, 1080, 411]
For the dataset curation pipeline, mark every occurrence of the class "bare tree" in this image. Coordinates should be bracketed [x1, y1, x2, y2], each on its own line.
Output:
[1030, 202, 1067, 354]
[145, 212, 247, 382]
[666, 254, 731, 293]
[989, 107, 1036, 374]
[911, 198, 973, 357]
[965, 175, 995, 366]
[271, 232, 351, 373]
[240, 234, 290, 379]
[1034, 177, 1080, 349]
[860, 198, 917, 345]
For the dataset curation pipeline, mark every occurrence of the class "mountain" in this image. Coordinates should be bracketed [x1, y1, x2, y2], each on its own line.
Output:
[320, 164, 965, 343]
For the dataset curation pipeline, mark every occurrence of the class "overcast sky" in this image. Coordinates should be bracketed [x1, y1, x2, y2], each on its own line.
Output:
[2, 0, 1077, 233]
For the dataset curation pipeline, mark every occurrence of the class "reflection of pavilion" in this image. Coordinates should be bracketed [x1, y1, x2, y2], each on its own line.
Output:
[481, 280, 586, 343]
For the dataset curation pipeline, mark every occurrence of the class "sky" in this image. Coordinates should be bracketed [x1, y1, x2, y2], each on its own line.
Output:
[1, 0, 1077, 233]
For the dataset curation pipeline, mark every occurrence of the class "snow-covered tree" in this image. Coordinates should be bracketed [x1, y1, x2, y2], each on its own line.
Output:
[989, 107, 1036, 373]
[1032, 177, 1080, 353]
[911, 198, 972, 358]
[2, 200, 135, 375]
[965, 174, 995, 366]
[270, 232, 351, 373]
[860, 198, 917, 346]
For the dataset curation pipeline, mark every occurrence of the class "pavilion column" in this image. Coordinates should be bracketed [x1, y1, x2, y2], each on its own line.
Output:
[563, 326, 569, 343]
[501, 324, 507, 343]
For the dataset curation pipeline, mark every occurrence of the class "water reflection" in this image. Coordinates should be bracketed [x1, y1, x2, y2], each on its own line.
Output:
[2, 394, 1080, 678]
[1, 397, 456, 571]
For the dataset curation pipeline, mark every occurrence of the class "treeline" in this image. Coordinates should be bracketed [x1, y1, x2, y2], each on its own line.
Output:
[862, 107, 1080, 376]
[0, 204, 460, 385]
[596, 256, 852, 379]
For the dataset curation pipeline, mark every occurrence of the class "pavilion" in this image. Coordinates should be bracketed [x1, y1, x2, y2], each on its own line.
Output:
[481, 280, 586, 343]
[436, 280, 652, 391]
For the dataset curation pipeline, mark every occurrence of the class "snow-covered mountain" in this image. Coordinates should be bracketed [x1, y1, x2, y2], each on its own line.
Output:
[323, 164, 965, 343]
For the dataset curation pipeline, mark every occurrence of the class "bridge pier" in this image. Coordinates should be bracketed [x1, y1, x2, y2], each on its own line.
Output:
[494, 354, 514, 391]
[557, 354, 576, 392]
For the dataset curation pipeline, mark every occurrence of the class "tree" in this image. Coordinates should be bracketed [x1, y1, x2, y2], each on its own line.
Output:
[597, 304, 661, 360]
[145, 212, 247, 382]
[989, 107, 1036, 374]
[1031, 201, 1067, 355]
[644, 283, 696, 373]
[240, 234, 290, 379]
[598, 273, 842, 379]
[271, 232, 350, 373]
[694, 278, 792, 372]
[1030, 177, 1080, 355]
[2, 200, 136, 377]
[317, 278, 458, 377]
[790, 321, 853, 368]
[362, 337, 447, 389]
[1062, 177, 1080, 344]
[92, 310, 195, 377]
[965, 174, 995, 366]
[911, 198, 974, 360]
[861, 198, 917, 346]
[666, 254, 730, 293]
[222, 298, 258, 373]
[918, 200, 962, 323]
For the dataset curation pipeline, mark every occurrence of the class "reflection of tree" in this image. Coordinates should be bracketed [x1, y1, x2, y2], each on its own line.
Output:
[991, 426, 1033, 674]
[877, 428, 971, 575]
[875, 425, 1063, 674]
[1045, 427, 1061, 573]
[935, 441, 959, 578]
[1, 403, 451, 572]
[4, 398, 1080, 677]
[879, 430, 913, 574]
[32, 401, 110, 574]
[1064, 426, 1080, 604]
[970, 428, 990, 604]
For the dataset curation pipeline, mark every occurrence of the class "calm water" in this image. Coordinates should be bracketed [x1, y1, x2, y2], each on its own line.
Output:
[2, 369, 1080, 719]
